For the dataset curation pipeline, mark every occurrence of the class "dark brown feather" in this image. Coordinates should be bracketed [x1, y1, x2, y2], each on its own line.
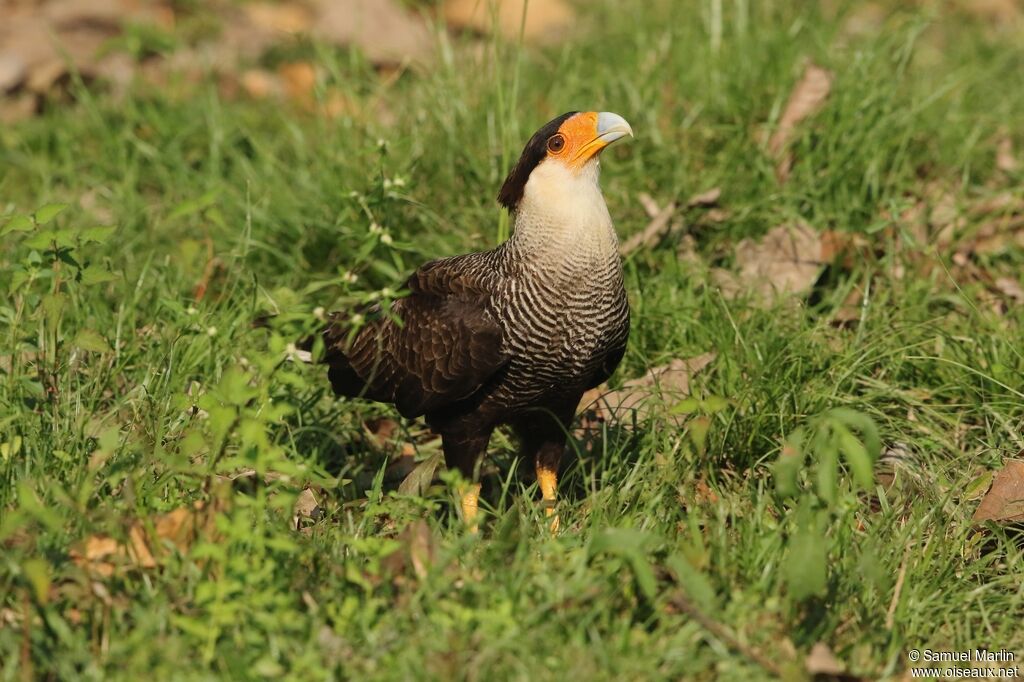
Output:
[323, 255, 509, 419]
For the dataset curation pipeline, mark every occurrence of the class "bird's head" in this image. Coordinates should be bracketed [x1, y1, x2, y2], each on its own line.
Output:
[497, 111, 633, 213]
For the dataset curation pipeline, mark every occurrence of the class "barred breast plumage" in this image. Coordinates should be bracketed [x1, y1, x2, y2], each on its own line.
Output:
[321, 111, 634, 529]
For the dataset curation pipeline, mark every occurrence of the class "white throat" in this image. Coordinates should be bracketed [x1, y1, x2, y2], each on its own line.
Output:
[508, 159, 619, 260]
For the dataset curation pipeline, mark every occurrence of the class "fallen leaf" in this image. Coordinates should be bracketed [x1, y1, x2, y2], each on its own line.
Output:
[364, 413, 399, 446]
[578, 353, 717, 429]
[443, 0, 574, 42]
[278, 61, 316, 104]
[996, 132, 1018, 173]
[620, 200, 679, 255]
[0, 92, 37, 124]
[768, 63, 832, 182]
[712, 223, 831, 304]
[0, 53, 27, 93]
[312, 0, 433, 66]
[972, 458, 1024, 525]
[637, 192, 662, 219]
[805, 642, 845, 676]
[293, 487, 321, 530]
[244, 2, 313, 35]
[381, 519, 437, 582]
[398, 451, 444, 496]
[240, 69, 281, 99]
[957, 0, 1022, 23]
[994, 277, 1024, 304]
[70, 502, 217, 576]
[686, 187, 721, 208]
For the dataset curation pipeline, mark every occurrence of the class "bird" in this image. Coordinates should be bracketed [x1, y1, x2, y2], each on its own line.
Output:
[320, 111, 633, 530]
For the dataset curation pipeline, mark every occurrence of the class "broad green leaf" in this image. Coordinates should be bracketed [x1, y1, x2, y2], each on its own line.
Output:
[34, 203, 68, 225]
[1, 214, 33, 235]
[168, 191, 219, 220]
[80, 266, 118, 286]
[41, 293, 66, 327]
[73, 328, 111, 353]
[829, 408, 881, 460]
[22, 558, 51, 604]
[216, 366, 257, 406]
[10, 269, 32, 291]
[816, 446, 838, 505]
[79, 225, 116, 244]
[785, 504, 828, 601]
[702, 395, 730, 413]
[689, 416, 711, 454]
[836, 425, 874, 490]
[669, 397, 700, 415]
[666, 553, 717, 612]
[25, 229, 76, 250]
[774, 438, 806, 498]
[0, 436, 23, 461]
[589, 528, 658, 599]
[17, 481, 63, 533]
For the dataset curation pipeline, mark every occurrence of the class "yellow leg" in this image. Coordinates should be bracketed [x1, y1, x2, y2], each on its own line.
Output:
[536, 462, 560, 534]
[459, 483, 482, 531]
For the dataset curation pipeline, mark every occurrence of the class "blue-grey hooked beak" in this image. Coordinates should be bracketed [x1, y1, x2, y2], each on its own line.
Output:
[596, 111, 634, 145]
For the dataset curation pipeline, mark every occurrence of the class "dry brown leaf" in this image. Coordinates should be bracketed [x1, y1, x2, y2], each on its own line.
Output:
[994, 277, 1024, 303]
[443, 0, 574, 42]
[578, 353, 717, 429]
[0, 53, 26, 93]
[637, 192, 662, 219]
[620, 200, 678, 255]
[398, 451, 444, 496]
[244, 2, 313, 35]
[712, 223, 830, 304]
[996, 133, 1019, 173]
[0, 92, 36, 124]
[686, 187, 721, 208]
[312, 0, 433, 66]
[71, 503, 214, 576]
[293, 487, 321, 530]
[240, 69, 281, 99]
[958, 0, 1022, 23]
[278, 61, 317, 104]
[769, 63, 833, 182]
[972, 458, 1024, 524]
[382, 519, 437, 582]
[805, 642, 845, 676]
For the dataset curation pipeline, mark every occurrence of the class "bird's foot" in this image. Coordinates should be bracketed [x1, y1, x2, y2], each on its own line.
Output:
[459, 482, 482, 532]
[537, 465, 560, 535]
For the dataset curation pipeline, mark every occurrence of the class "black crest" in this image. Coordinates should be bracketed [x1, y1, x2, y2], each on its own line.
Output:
[497, 111, 578, 212]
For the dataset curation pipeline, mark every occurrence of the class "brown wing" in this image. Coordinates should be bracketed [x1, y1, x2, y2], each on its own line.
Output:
[323, 255, 508, 419]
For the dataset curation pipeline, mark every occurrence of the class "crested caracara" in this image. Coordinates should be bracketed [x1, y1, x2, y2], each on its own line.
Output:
[322, 111, 633, 530]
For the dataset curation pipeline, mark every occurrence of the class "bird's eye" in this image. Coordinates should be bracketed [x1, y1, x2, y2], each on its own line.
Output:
[547, 134, 565, 153]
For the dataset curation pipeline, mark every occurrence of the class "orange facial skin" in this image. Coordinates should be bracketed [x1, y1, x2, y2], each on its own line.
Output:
[544, 112, 607, 170]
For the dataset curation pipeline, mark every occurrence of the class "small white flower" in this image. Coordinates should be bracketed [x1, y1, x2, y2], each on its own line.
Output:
[186, 306, 198, 316]
[376, 138, 387, 149]
[391, 176, 406, 188]
[206, 326, 217, 337]
[383, 178, 393, 189]
[342, 270, 358, 284]
[313, 306, 326, 320]
[350, 313, 364, 326]
[369, 221, 382, 233]
[380, 287, 395, 299]
[380, 232, 393, 245]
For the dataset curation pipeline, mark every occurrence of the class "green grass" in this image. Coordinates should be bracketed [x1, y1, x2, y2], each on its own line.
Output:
[2, 1, 1024, 679]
